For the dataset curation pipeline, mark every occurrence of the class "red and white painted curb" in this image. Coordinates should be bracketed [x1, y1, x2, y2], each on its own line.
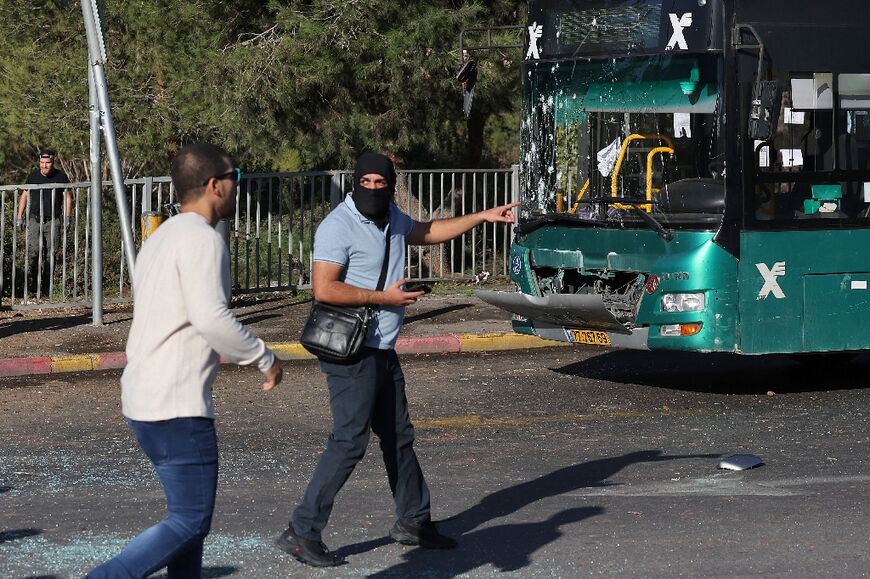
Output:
[0, 332, 567, 378]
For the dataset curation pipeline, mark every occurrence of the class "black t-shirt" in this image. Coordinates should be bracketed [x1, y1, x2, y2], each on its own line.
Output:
[25, 168, 69, 219]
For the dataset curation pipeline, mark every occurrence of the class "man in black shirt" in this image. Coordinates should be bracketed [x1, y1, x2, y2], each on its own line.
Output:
[15, 148, 73, 296]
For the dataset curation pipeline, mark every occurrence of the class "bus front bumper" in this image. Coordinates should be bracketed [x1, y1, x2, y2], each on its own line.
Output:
[476, 290, 650, 350]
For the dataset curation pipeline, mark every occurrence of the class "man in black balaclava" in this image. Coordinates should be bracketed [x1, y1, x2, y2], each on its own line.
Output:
[278, 151, 519, 568]
[351, 151, 396, 226]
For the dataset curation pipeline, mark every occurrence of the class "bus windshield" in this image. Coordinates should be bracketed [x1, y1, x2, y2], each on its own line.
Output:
[521, 53, 725, 230]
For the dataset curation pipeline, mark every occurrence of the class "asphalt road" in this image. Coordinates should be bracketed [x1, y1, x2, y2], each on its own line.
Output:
[1, 348, 868, 578]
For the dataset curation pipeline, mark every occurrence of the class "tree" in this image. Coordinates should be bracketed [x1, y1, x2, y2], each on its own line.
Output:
[220, 0, 524, 170]
[0, 1, 525, 183]
[0, 0, 89, 181]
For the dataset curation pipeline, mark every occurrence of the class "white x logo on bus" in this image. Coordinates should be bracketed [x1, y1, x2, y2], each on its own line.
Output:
[666, 13, 693, 51]
[756, 261, 786, 300]
[526, 22, 543, 60]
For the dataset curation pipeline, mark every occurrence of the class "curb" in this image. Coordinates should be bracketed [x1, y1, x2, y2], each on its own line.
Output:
[0, 332, 568, 378]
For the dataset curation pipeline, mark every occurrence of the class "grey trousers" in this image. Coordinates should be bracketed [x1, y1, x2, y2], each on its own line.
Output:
[292, 347, 431, 541]
[25, 216, 60, 294]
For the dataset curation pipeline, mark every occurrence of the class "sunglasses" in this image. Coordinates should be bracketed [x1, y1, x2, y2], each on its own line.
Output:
[202, 167, 242, 186]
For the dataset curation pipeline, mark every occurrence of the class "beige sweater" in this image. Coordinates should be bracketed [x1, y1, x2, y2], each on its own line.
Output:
[121, 212, 274, 421]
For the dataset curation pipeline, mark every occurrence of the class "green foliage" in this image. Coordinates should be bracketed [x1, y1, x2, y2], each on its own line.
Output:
[0, 1, 90, 180]
[1, 1, 524, 183]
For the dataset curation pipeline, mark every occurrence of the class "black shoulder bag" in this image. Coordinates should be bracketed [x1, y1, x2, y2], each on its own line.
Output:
[299, 227, 391, 363]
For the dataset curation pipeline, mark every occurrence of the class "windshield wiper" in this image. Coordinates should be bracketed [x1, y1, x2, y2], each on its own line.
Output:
[584, 198, 674, 241]
[515, 212, 606, 235]
[516, 200, 674, 241]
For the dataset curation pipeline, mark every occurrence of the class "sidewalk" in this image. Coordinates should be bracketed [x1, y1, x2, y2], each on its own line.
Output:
[0, 283, 566, 376]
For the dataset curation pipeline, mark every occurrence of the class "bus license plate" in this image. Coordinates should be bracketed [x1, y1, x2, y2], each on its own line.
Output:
[565, 329, 611, 346]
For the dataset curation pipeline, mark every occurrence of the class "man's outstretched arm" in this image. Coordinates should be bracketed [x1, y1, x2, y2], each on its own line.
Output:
[16, 191, 27, 221]
[65, 190, 73, 222]
[405, 202, 519, 246]
[312, 261, 424, 307]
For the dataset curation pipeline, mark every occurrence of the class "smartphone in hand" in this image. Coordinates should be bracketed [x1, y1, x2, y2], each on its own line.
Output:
[404, 282, 432, 294]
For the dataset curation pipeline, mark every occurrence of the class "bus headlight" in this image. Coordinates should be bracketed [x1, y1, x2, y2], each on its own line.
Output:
[661, 292, 706, 312]
[660, 323, 703, 337]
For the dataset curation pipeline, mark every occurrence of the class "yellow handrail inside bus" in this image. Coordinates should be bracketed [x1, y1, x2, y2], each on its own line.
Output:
[567, 179, 590, 213]
[644, 146, 675, 212]
[610, 133, 676, 198]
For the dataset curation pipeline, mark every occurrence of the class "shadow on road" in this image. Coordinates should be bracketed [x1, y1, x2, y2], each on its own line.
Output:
[556, 350, 870, 394]
[236, 300, 303, 323]
[0, 528, 42, 544]
[358, 450, 709, 577]
[0, 313, 130, 340]
[404, 304, 472, 325]
[230, 293, 300, 309]
[369, 507, 603, 578]
[236, 313, 282, 326]
[0, 485, 11, 494]
[335, 536, 393, 559]
[0, 313, 92, 339]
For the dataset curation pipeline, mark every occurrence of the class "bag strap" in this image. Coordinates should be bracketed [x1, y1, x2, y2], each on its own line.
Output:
[356, 225, 391, 323]
[374, 224, 391, 292]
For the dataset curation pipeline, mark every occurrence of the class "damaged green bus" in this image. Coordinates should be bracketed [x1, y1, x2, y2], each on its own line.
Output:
[478, 0, 870, 354]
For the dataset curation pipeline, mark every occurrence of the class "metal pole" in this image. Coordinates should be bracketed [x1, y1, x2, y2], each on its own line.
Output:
[88, 60, 103, 325]
[329, 171, 343, 209]
[81, 0, 136, 276]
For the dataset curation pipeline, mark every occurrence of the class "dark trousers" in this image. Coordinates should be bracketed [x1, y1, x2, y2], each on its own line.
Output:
[88, 417, 219, 579]
[292, 348, 431, 541]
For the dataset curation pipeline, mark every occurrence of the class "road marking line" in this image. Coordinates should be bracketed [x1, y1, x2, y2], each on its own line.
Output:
[416, 408, 714, 430]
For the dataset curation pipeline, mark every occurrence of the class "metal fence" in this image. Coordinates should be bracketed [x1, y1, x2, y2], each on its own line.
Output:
[0, 167, 519, 309]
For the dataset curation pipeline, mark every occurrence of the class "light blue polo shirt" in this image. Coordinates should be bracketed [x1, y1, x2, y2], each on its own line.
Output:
[312, 194, 416, 349]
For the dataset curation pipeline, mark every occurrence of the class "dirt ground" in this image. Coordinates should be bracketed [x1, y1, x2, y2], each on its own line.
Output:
[0, 281, 515, 358]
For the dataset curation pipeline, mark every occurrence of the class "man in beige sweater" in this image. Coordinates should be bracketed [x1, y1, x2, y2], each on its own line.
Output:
[88, 143, 283, 579]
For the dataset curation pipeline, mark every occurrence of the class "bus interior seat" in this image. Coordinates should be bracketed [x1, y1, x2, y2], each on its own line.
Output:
[653, 178, 725, 213]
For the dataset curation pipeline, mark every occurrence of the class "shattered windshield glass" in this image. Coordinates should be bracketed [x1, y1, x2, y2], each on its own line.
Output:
[520, 54, 725, 229]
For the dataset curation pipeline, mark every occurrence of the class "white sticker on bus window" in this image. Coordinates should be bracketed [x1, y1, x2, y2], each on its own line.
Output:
[863, 182, 870, 202]
[755, 140, 770, 168]
[784, 107, 805, 124]
[781, 149, 803, 167]
[526, 22, 543, 60]
[597, 137, 621, 177]
[792, 74, 833, 109]
[674, 113, 692, 138]
[851, 280, 868, 290]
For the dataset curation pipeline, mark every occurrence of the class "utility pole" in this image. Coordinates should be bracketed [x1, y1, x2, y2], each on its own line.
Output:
[88, 60, 103, 325]
[80, 0, 136, 301]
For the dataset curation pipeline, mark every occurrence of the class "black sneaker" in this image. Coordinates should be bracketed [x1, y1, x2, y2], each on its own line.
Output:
[389, 519, 458, 549]
[275, 526, 347, 567]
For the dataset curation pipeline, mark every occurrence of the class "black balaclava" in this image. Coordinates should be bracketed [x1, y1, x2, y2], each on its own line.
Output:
[352, 152, 396, 226]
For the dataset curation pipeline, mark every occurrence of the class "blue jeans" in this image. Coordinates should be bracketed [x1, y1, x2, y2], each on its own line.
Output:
[87, 417, 219, 579]
[292, 348, 431, 541]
